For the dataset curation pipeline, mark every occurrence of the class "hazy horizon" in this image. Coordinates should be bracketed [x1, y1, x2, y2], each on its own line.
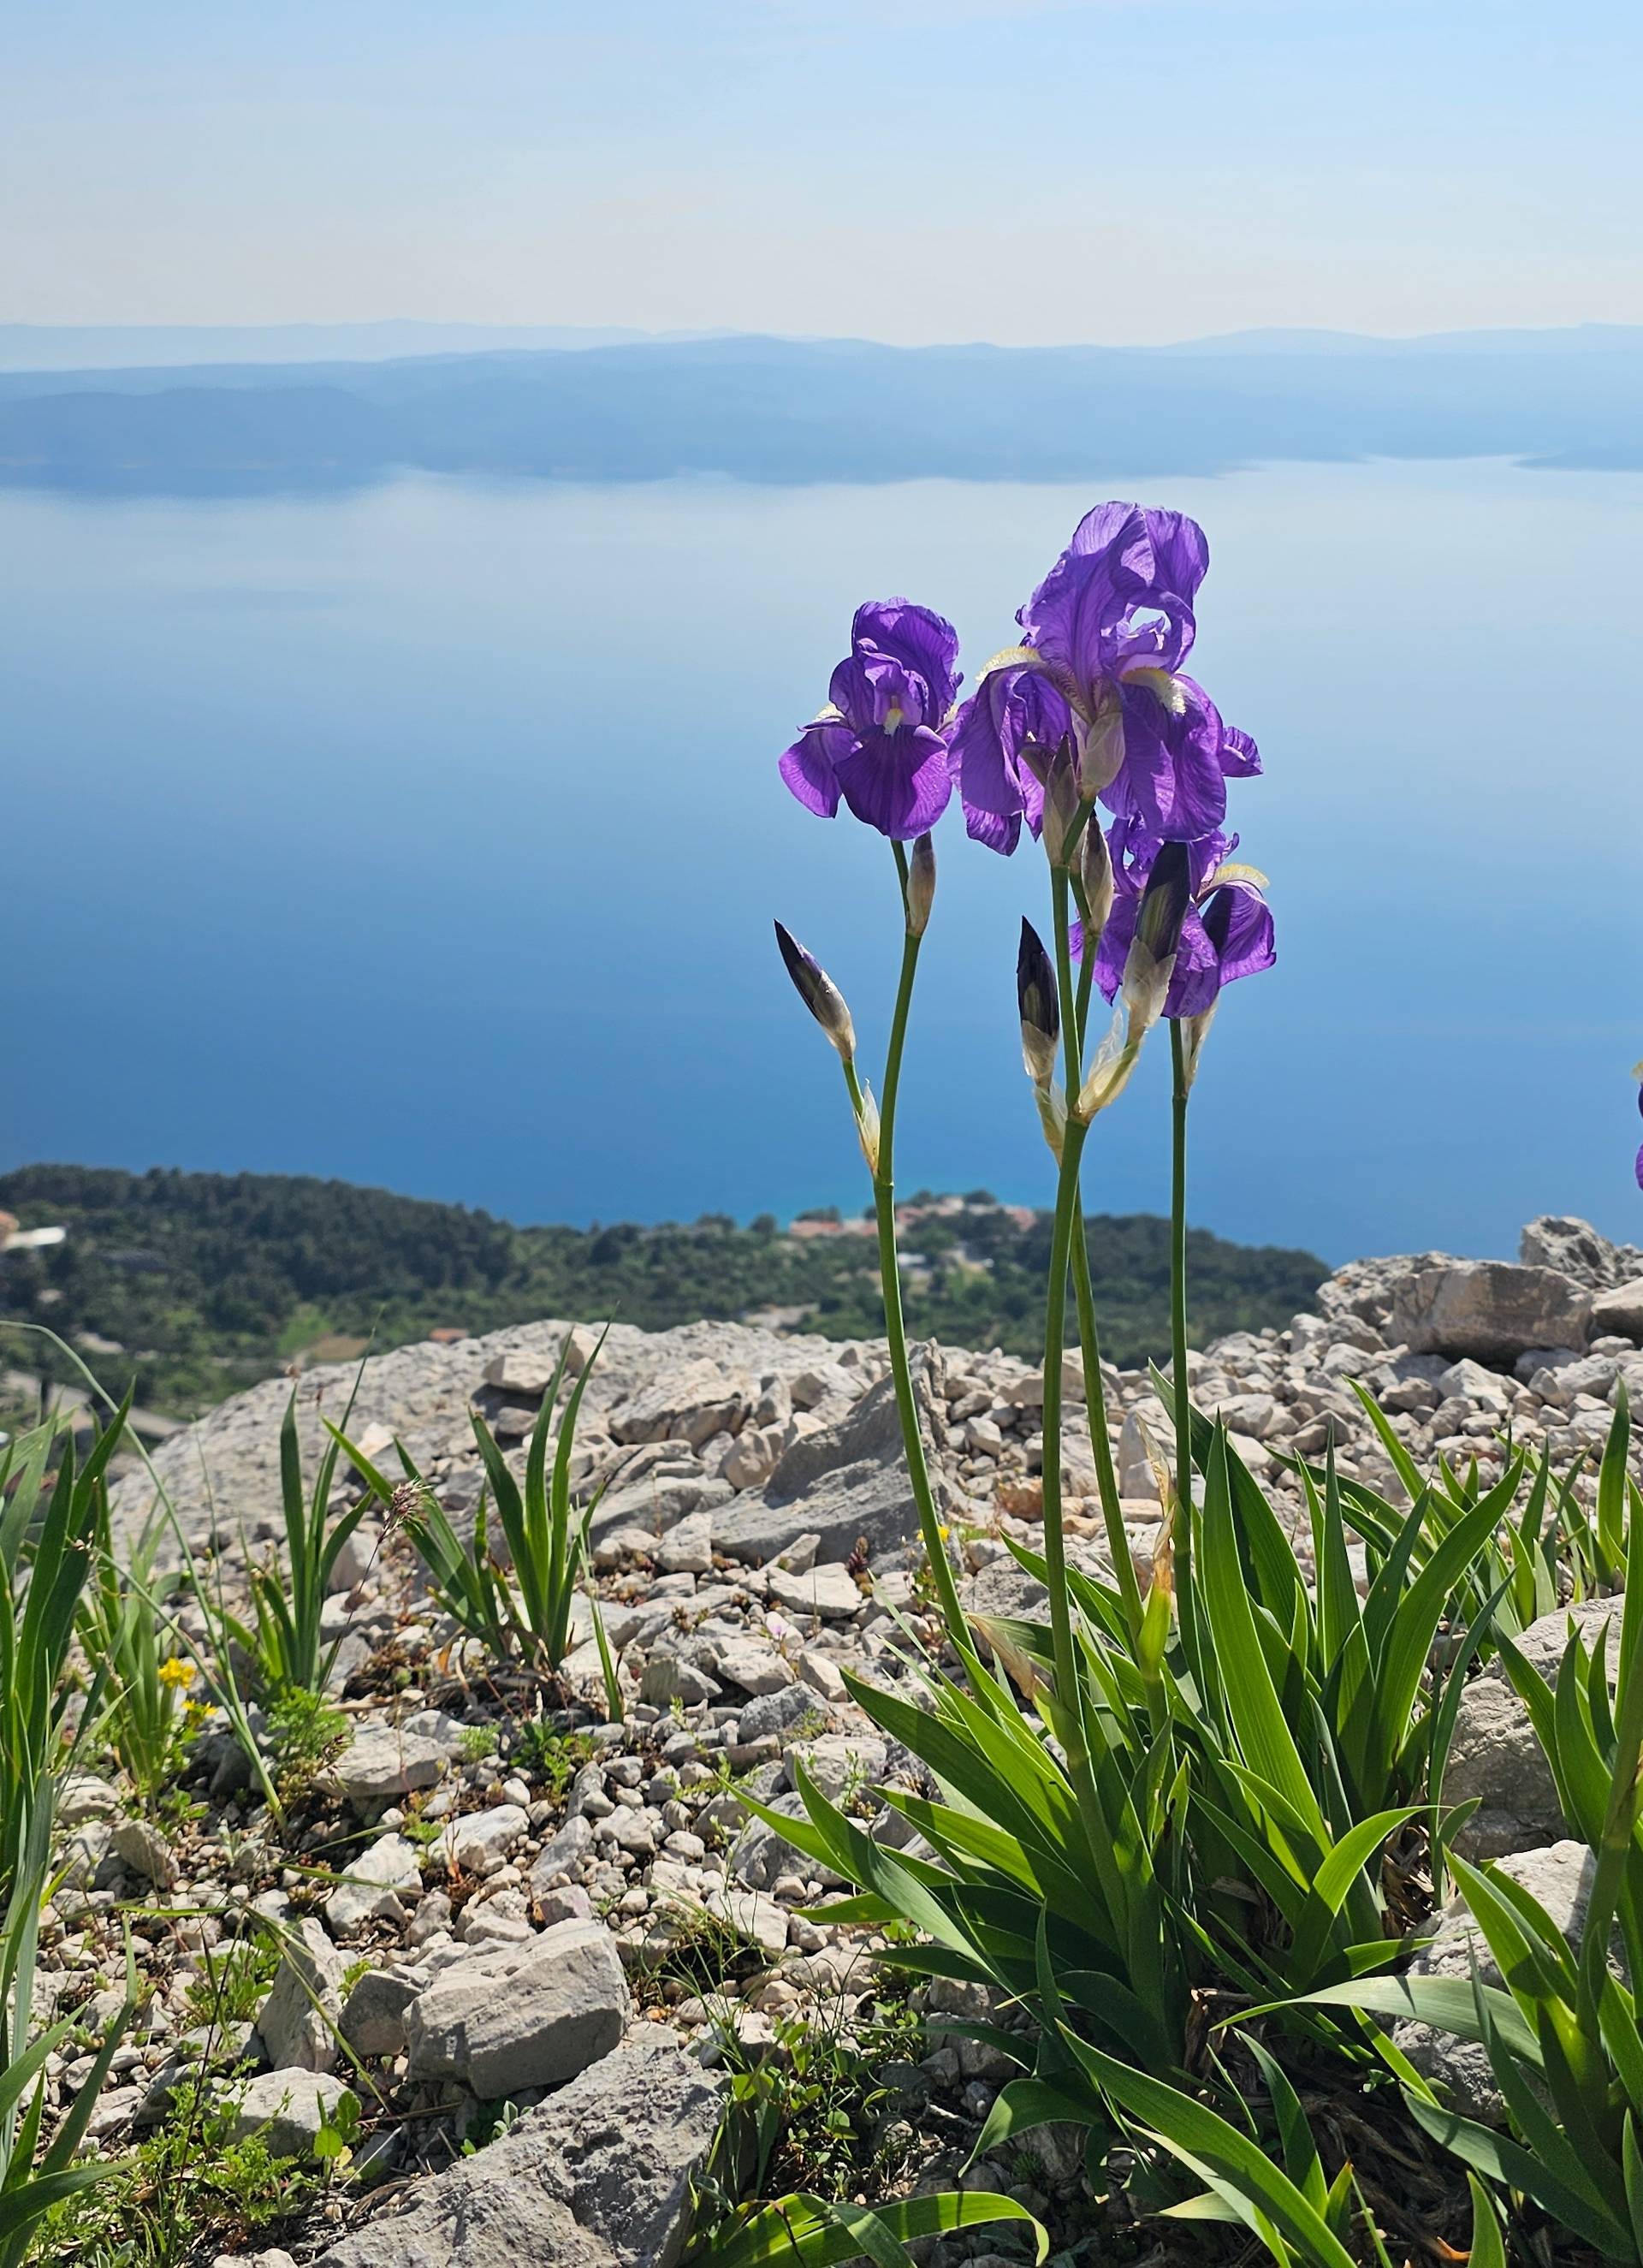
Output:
[3, 316, 1640, 375]
[5, 323, 1640, 489]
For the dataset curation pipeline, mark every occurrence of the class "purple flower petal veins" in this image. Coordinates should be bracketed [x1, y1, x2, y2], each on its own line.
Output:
[1075, 815, 1275, 1019]
[948, 502, 1260, 852]
[779, 599, 962, 841]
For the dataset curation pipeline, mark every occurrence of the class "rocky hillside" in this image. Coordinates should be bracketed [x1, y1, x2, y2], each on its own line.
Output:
[48, 1214, 1643, 2266]
[116, 1211, 1643, 1576]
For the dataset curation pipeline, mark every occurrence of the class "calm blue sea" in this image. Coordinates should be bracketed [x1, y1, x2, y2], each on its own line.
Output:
[4, 460, 1640, 1265]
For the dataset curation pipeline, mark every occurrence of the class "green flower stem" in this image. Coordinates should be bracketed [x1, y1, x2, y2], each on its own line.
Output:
[1040, 1105, 1092, 1749]
[1069, 1226, 1139, 1624]
[1168, 1018, 1200, 1672]
[1052, 862, 1143, 1637]
[1050, 863, 1082, 1086]
[1043, 1098, 1167, 2020]
[836, 847, 966, 1648]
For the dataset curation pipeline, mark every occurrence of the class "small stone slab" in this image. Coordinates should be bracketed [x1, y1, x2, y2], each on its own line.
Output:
[766, 1563, 861, 1621]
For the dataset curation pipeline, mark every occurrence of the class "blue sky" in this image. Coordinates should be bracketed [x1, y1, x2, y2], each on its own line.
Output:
[5, 0, 1640, 344]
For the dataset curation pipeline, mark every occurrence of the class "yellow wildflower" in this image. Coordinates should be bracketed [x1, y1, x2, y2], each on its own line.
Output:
[157, 1656, 198, 1690]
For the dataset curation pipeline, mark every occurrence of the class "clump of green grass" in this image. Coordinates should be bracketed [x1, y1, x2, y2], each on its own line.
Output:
[38, 2074, 320, 2265]
[332, 1326, 618, 1701]
[639, 1897, 748, 2004]
[1, 1402, 140, 2258]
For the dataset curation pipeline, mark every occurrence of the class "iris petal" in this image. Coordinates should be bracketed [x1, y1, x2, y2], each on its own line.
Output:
[947, 663, 1067, 858]
[833, 724, 954, 840]
[1112, 679, 1228, 840]
[778, 719, 849, 819]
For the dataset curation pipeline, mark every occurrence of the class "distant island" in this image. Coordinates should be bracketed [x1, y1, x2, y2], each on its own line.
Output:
[0, 324, 1639, 490]
[0, 1163, 1326, 1420]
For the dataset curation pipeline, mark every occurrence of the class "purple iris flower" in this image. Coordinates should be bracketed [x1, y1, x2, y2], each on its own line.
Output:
[779, 600, 961, 841]
[948, 502, 1260, 852]
[1635, 1072, 1643, 1192]
[1075, 816, 1275, 1018]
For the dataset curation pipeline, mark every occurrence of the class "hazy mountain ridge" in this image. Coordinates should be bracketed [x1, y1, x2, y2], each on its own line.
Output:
[0, 319, 715, 369]
[5, 318, 1638, 372]
[1, 326, 1639, 490]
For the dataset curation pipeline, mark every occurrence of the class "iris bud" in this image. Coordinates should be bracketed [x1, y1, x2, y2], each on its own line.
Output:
[1122, 840, 1191, 1034]
[1074, 1005, 1142, 1122]
[1017, 918, 1060, 1085]
[1177, 1002, 1218, 1090]
[774, 922, 857, 1061]
[1078, 682, 1126, 797]
[1135, 841, 1192, 964]
[1040, 739, 1080, 870]
[1080, 816, 1114, 946]
[854, 1084, 881, 1176]
[905, 832, 935, 938]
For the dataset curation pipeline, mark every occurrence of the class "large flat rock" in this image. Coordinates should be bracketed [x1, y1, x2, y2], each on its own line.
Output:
[714, 1348, 948, 1565]
[311, 2038, 721, 2268]
[1388, 1260, 1592, 1363]
[404, 1920, 628, 2096]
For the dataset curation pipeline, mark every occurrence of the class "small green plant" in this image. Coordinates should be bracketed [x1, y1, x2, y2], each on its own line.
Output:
[684, 1959, 1042, 2259]
[182, 1936, 280, 2029]
[754, 1992, 926, 2202]
[332, 1325, 617, 1686]
[833, 1743, 877, 1815]
[640, 1897, 747, 2004]
[398, 1803, 444, 1850]
[312, 2086, 365, 2174]
[77, 1481, 197, 1808]
[458, 1723, 499, 1761]
[0, 1402, 127, 1902]
[0, 1407, 137, 2263]
[460, 2098, 526, 2156]
[0, 1823, 137, 2265]
[151, 1780, 207, 1835]
[239, 1383, 374, 1700]
[686, 1969, 935, 2266]
[265, 1687, 349, 1808]
[510, 1719, 596, 1800]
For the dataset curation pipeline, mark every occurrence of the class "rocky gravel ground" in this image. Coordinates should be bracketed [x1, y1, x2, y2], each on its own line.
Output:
[35, 1214, 1643, 2265]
